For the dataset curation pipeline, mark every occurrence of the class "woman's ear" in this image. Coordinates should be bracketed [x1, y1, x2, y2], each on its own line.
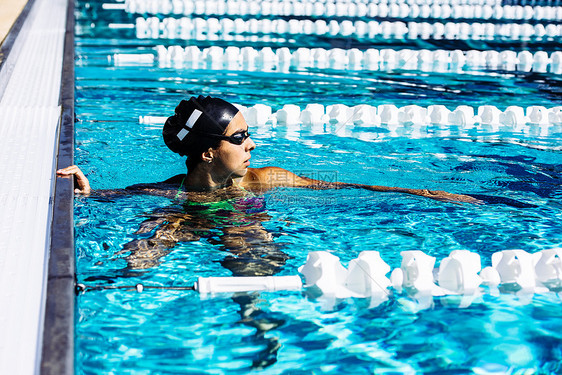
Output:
[201, 149, 214, 164]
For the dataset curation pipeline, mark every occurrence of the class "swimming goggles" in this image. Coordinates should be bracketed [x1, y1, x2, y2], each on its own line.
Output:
[192, 129, 251, 145]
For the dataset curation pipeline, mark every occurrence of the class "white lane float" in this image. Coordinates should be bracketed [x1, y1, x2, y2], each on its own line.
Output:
[298, 251, 350, 298]
[390, 250, 444, 295]
[438, 250, 483, 295]
[345, 251, 392, 299]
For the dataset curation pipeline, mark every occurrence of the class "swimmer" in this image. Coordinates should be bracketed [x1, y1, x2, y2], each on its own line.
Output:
[57, 95, 481, 204]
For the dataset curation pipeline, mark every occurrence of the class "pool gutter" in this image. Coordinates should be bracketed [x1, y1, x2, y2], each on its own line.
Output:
[40, 0, 75, 373]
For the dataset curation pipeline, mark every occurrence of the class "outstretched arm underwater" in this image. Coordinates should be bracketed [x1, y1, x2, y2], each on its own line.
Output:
[241, 166, 482, 204]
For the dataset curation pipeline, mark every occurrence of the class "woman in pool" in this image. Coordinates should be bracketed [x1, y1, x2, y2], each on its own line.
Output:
[57, 95, 480, 204]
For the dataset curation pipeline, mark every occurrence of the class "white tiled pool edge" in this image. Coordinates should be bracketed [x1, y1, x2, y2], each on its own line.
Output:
[0, 0, 68, 373]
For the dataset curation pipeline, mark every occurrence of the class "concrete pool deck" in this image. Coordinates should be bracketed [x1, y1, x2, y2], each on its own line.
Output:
[0, 0, 28, 42]
[0, 0, 74, 373]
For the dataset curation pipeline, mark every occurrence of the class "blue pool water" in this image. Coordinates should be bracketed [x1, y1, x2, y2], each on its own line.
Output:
[74, 1, 562, 373]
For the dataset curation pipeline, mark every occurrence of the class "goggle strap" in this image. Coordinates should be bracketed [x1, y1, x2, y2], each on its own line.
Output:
[185, 109, 202, 129]
[187, 129, 249, 145]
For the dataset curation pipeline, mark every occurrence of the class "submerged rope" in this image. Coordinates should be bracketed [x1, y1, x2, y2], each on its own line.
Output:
[75, 283, 195, 294]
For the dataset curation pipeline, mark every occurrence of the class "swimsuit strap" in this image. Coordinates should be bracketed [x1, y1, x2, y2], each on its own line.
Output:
[175, 177, 255, 200]
[233, 181, 255, 197]
[175, 176, 186, 199]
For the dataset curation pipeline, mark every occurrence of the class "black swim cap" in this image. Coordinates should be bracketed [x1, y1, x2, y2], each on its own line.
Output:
[163, 96, 239, 156]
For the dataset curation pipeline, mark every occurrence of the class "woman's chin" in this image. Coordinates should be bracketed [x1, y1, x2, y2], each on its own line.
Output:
[229, 168, 247, 179]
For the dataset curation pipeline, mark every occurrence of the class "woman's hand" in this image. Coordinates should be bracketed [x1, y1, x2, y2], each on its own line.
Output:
[56, 165, 91, 195]
[418, 189, 483, 204]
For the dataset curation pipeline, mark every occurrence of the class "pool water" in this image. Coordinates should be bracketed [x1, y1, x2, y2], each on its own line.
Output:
[74, 1, 562, 373]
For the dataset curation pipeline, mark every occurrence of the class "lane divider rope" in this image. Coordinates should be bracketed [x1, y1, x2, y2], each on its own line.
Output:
[133, 16, 562, 40]
[139, 103, 562, 136]
[112, 0, 562, 22]
[112, 45, 562, 75]
[76, 248, 562, 305]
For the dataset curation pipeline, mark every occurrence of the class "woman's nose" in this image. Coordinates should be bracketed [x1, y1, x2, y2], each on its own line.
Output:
[245, 137, 256, 151]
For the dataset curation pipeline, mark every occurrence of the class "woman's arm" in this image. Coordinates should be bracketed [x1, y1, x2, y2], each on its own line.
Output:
[56, 165, 184, 198]
[242, 166, 482, 204]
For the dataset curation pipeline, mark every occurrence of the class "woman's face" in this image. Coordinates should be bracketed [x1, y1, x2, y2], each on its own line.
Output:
[213, 112, 256, 180]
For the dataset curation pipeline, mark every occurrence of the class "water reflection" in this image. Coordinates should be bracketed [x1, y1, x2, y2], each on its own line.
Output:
[100, 185, 290, 369]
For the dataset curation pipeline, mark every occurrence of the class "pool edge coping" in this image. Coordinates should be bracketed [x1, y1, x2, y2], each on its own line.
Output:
[40, 0, 75, 373]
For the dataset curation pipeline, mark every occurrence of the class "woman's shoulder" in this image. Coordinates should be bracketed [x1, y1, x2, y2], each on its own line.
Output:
[242, 167, 299, 191]
[246, 167, 288, 178]
[243, 167, 284, 183]
[122, 174, 186, 196]
[162, 174, 187, 184]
